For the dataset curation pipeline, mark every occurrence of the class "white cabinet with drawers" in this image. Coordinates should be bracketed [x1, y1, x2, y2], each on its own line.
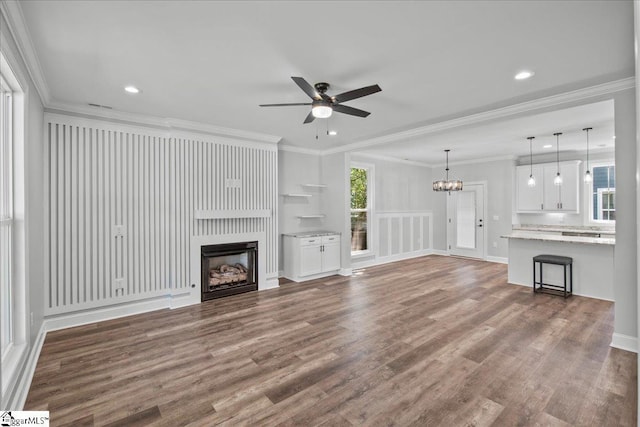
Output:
[283, 232, 341, 282]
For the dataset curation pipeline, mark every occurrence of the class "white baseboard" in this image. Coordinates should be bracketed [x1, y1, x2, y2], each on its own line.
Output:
[507, 279, 614, 302]
[486, 256, 508, 264]
[431, 249, 449, 256]
[610, 333, 638, 353]
[351, 250, 436, 270]
[8, 323, 47, 410]
[339, 268, 353, 276]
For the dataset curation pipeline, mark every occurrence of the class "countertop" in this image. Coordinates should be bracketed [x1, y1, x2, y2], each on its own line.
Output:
[513, 224, 616, 235]
[282, 231, 340, 238]
[502, 230, 615, 246]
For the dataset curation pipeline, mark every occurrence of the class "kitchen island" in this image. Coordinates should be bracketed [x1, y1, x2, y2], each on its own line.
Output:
[502, 227, 614, 301]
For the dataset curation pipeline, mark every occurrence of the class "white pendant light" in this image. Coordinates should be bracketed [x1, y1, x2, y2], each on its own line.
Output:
[583, 127, 593, 182]
[526, 136, 536, 187]
[553, 132, 563, 186]
[433, 149, 463, 193]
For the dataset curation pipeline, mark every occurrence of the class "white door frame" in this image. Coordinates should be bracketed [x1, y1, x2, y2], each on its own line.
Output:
[446, 181, 488, 260]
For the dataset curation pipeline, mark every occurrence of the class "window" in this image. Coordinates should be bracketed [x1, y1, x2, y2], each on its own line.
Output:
[350, 164, 373, 255]
[590, 163, 615, 223]
[1, 54, 27, 405]
[0, 74, 13, 362]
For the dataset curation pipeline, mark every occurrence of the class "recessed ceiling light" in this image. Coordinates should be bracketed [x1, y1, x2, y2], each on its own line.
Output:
[543, 144, 552, 148]
[328, 130, 337, 136]
[515, 71, 535, 80]
[612, 135, 616, 139]
[124, 85, 140, 94]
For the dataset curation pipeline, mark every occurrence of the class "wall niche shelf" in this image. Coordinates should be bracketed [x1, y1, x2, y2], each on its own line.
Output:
[282, 193, 312, 198]
[297, 214, 326, 219]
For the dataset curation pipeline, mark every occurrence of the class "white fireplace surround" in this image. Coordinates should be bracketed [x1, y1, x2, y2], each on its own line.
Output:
[189, 232, 276, 305]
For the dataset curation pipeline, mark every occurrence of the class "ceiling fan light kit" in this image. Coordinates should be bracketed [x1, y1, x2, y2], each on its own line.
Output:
[260, 77, 381, 124]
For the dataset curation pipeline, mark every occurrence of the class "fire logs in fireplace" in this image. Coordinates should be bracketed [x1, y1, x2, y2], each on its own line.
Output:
[208, 263, 248, 287]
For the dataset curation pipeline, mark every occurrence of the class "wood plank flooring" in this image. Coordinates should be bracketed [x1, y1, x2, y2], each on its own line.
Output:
[25, 255, 637, 426]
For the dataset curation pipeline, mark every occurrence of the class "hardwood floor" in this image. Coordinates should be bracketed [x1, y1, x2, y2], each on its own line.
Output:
[25, 255, 636, 426]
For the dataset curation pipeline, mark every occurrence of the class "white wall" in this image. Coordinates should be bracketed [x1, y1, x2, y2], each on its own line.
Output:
[277, 149, 323, 271]
[321, 152, 351, 270]
[612, 89, 637, 343]
[349, 154, 434, 212]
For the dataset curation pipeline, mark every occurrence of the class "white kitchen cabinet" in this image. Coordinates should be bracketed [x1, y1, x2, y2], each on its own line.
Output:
[542, 162, 580, 212]
[516, 164, 544, 211]
[283, 233, 341, 282]
[516, 160, 580, 213]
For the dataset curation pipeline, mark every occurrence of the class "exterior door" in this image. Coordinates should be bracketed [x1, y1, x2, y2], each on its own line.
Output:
[448, 183, 485, 259]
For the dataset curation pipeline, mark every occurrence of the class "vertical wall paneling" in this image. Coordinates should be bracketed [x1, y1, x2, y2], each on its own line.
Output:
[45, 115, 278, 314]
[375, 212, 433, 262]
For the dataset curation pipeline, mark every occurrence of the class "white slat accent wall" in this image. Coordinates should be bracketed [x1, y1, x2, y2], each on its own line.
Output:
[376, 212, 433, 261]
[45, 115, 278, 315]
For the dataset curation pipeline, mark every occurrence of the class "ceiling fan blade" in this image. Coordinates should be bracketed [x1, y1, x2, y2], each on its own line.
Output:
[291, 77, 320, 100]
[332, 104, 370, 118]
[333, 84, 382, 104]
[303, 111, 316, 124]
[259, 103, 312, 107]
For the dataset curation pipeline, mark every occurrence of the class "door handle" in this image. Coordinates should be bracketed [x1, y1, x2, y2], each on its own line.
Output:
[478, 224, 483, 228]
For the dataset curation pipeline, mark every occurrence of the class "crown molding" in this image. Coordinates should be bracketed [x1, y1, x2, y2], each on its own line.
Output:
[438, 154, 517, 168]
[322, 77, 635, 156]
[46, 100, 282, 145]
[0, 0, 51, 104]
[350, 151, 431, 168]
[278, 144, 322, 155]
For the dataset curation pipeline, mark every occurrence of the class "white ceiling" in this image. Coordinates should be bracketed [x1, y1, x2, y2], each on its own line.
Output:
[19, 1, 633, 160]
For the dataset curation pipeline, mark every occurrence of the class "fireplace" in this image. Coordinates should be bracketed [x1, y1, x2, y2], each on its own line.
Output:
[201, 241, 258, 301]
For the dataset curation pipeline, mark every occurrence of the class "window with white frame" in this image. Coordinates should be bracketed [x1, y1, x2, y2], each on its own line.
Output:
[0, 74, 13, 362]
[589, 162, 615, 223]
[350, 164, 373, 255]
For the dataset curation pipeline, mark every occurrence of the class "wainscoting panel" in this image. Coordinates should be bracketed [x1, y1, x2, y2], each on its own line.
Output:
[45, 114, 278, 315]
[375, 212, 433, 263]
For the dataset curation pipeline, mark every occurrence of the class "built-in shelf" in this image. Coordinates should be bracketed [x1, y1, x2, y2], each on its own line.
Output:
[195, 209, 271, 219]
[301, 184, 327, 188]
[282, 193, 312, 198]
[297, 214, 326, 219]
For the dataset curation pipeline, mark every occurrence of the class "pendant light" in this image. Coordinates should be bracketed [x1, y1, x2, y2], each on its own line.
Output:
[583, 127, 593, 182]
[433, 149, 463, 193]
[553, 132, 563, 186]
[526, 136, 536, 187]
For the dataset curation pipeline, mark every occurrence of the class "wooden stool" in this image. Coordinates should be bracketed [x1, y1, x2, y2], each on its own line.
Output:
[533, 254, 573, 298]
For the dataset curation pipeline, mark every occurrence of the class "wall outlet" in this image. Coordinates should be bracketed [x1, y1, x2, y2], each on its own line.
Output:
[493, 215, 499, 221]
[492, 241, 497, 248]
[112, 225, 126, 237]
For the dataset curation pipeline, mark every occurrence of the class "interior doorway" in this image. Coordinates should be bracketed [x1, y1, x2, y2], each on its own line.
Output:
[447, 182, 486, 259]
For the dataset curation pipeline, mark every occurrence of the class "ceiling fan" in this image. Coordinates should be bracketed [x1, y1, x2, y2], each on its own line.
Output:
[259, 76, 382, 124]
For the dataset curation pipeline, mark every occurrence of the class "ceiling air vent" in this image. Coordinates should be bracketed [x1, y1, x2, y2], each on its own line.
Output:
[88, 103, 113, 109]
